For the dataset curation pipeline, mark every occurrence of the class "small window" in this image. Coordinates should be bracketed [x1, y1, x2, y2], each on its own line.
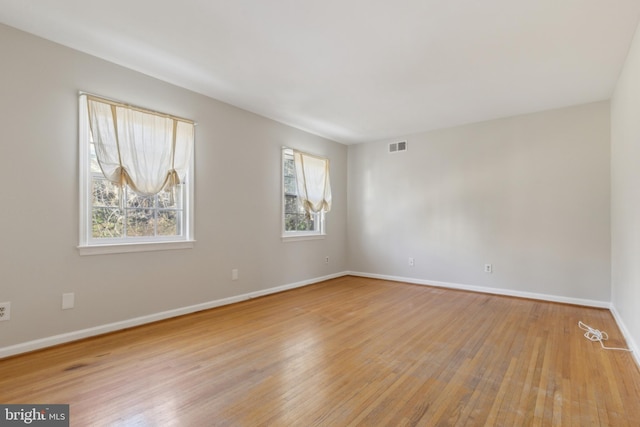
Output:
[282, 147, 327, 238]
[78, 94, 195, 254]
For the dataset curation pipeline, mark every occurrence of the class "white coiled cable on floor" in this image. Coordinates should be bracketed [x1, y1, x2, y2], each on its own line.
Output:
[578, 321, 632, 352]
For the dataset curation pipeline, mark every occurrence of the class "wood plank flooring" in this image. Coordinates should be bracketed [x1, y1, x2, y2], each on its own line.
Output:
[1, 276, 639, 426]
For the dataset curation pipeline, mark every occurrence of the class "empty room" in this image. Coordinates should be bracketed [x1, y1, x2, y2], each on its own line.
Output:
[1, 1, 640, 425]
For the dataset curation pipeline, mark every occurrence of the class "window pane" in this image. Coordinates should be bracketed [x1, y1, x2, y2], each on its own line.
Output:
[284, 195, 298, 214]
[92, 208, 123, 238]
[92, 178, 120, 207]
[126, 209, 155, 236]
[285, 213, 298, 231]
[158, 186, 183, 209]
[284, 194, 316, 231]
[127, 192, 155, 209]
[157, 210, 178, 236]
[285, 213, 315, 231]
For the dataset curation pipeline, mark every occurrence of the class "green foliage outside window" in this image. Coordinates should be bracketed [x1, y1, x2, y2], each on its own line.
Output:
[91, 178, 182, 238]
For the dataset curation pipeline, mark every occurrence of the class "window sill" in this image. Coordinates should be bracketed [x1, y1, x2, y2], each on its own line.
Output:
[78, 240, 195, 256]
[281, 234, 326, 242]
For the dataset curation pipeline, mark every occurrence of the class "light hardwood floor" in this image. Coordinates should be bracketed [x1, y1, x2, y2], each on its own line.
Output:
[1, 276, 639, 426]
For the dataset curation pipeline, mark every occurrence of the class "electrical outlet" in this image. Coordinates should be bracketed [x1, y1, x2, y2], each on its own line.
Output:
[0, 302, 11, 321]
[232, 269, 239, 281]
[409, 257, 415, 267]
[484, 264, 492, 273]
[325, 256, 329, 264]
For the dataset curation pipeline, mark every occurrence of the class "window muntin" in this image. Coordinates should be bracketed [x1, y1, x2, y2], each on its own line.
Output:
[79, 94, 194, 253]
[282, 147, 324, 237]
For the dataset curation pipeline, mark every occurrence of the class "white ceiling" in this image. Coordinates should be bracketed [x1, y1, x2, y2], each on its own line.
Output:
[1, 1, 640, 144]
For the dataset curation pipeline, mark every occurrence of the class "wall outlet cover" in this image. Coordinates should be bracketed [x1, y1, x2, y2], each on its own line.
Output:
[62, 293, 75, 310]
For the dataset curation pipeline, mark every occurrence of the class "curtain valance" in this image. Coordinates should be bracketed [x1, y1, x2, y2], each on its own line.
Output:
[293, 150, 332, 214]
[86, 95, 194, 197]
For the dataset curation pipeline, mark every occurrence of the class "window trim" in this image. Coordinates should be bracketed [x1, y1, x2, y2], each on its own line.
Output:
[281, 147, 326, 240]
[77, 93, 195, 255]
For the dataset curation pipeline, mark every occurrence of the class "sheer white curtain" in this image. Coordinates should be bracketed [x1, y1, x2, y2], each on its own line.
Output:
[86, 95, 194, 197]
[293, 150, 332, 213]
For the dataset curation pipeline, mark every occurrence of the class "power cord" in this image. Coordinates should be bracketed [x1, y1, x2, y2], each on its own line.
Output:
[578, 321, 632, 352]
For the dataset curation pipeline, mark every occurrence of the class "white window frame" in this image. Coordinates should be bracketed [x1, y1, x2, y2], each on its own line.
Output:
[78, 94, 195, 255]
[281, 147, 326, 241]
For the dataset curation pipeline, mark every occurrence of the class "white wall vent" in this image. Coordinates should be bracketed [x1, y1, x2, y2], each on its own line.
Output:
[389, 140, 408, 153]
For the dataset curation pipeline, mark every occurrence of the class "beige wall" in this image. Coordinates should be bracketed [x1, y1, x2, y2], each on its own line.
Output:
[611, 20, 640, 356]
[348, 102, 611, 303]
[0, 24, 348, 351]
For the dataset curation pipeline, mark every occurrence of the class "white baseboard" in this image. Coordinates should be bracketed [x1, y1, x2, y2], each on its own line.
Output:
[0, 271, 349, 359]
[5, 270, 632, 367]
[609, 305, 640, 368]
[348, 271, 611, 308]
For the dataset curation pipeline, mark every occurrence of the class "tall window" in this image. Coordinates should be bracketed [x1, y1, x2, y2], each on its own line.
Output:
[282, 147, 331, 238]
[79, 94, 195, 254]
